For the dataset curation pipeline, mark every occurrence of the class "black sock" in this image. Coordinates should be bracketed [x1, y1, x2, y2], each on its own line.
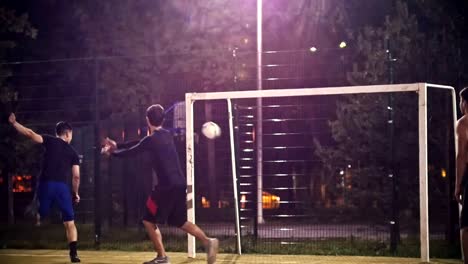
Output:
[69, 241, 78, 256]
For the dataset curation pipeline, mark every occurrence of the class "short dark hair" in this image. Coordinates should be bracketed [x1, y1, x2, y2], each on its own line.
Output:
[55, 121, 72, 136]
[461, 87, 468, 102]
[146, 104, 165, 127]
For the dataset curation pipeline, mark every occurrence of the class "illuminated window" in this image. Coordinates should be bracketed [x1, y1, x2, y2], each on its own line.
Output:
[262, 191, 280, 209]
[13, 175, 33, 193]
[201, 196, 210, 208]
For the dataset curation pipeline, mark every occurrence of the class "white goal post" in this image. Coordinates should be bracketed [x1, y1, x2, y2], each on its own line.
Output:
[184, 83, 457, 262]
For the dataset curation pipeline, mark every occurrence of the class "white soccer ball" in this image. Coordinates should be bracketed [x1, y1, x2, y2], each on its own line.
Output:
[202, 121, 221, 139]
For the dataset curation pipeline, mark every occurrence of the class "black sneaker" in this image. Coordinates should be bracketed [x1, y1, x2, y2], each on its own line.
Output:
[70, 255, 81, 263]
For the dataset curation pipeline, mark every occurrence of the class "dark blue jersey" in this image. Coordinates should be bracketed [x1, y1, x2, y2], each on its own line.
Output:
[113, 129, 185, 187]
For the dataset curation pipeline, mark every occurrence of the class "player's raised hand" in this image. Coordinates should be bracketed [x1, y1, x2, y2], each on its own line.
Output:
[105, 137, 117, 149]
[101, 137, 117, 155]
[8, 113, 16, 124]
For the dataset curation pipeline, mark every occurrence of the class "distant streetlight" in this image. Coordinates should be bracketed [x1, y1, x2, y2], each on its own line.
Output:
[339, 41, 347, 49]
[309, 46, 318, 53]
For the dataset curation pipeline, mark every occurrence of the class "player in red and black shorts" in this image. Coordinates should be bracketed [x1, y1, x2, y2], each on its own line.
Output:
[104, 104, 218, 264]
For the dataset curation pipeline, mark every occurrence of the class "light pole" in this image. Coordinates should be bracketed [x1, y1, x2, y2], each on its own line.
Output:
[256, 0, 265, 225]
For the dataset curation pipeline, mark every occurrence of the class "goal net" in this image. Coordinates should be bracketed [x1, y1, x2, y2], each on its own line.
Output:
[184, 83, 456, 262]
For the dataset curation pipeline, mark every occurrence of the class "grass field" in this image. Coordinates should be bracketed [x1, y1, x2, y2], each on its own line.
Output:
[0, 249, 463, 264]
[0, 223, 462, 259]
[0, 223, 462, 263]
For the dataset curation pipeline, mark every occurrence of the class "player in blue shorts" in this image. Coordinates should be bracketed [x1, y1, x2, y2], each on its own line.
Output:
[103, 104, 218, 264]
[9, 113, 81, 263]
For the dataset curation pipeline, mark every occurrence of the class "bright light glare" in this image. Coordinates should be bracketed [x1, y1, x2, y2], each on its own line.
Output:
[339, 41, 347, 48]
[309, 47, 317, 53]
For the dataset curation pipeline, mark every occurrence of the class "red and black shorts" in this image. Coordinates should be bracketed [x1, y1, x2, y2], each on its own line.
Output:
[143, 186, 187, 228]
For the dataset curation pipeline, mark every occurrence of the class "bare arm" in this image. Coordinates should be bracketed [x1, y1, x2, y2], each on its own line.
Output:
[72, 165, 80, 203]
[456, 120, 467, 204]
[9, 113, 43, 144]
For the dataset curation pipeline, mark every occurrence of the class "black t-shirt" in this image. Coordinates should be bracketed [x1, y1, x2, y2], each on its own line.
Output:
[40, 135, 80, 183]
[113, 129, 185, 187]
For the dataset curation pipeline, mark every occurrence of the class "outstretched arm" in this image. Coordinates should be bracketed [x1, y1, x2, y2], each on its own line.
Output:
[111, 136, 151, 158]
[117, 140, 141, 149]
[9, 113, 43, 144]
[104, 137, 140, 148]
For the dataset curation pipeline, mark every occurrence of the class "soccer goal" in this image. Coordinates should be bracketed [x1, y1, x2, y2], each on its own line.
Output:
[185, 83, 456, 263]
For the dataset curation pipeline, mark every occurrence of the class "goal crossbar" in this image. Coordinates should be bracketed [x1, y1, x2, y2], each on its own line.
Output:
[184, 83, 457, 263]
[187, 83, 420, 101]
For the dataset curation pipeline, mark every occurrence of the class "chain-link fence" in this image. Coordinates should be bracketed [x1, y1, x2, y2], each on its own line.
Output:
[0, 48, 459, 258]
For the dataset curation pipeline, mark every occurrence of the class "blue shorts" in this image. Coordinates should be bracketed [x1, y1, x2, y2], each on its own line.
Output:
[38, 181, 74, 222]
